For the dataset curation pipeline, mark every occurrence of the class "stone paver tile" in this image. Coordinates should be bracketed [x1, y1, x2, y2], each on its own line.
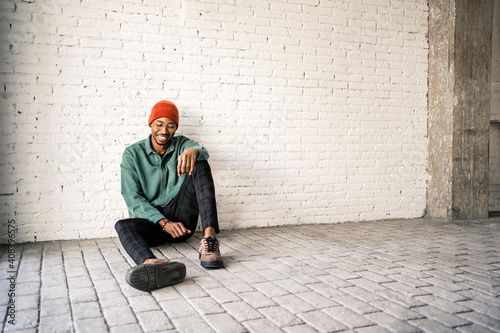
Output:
[3, 309, 38, 331]
[371, 300, 423, 321]
[222, 301, 263, 322]
[297, 309, 347, 333]
[295, 291, 339, 309]
[457, 311, 500, 331]
[357, 270, 395, 284]
[350, 277, 389, 293]
[422, 276, 470, 292]
[205, 287, 241, 304]
[306, 282, 345, 298]
[288, 271, 322, 285]
[293, 264, 328, 277]
[136, 310, 175, 331]
[41, 266, 65, 278]
[426, 267, 467, 283]
[413, 304, 471, 328]
[152, 285, 183, 301]
[65, 265, 89, 278]
[71, 301, 103, 320]
[252, 281, 289, 298]
[324, 267, 360, 280]
[237, 257, 269, 269]
[391, 266, 434, 279]
[340, 286, 385, 303]
[69, 287, 98, 303]
[171, 314, 214, 332]
[416, 295, 472, 314]
[456, 323, 499, 333]
[255, 268, 288, 281]
[459, 299, 500, 319]
[188, 296, 225, 315]
[128, 295, 161, 312]
[264, 262, 298, 275]
[383, 281, 432, 297]
[360, 264, 398, 277]
[40, 298, 71, 317]
[159, 297, 197, 319]
[272, 294, 316, 314]
[315, 273, 354, 289]
[459, 289, 500, 308]
[323, 306, 375, 328]
[192, 276, 225, 290]
[87, 267, 114, 281]
[98, 291, 129, 308]
[234, 270, 269, 284]
[93, 278, 121, 293]
[408, 318, 460, 333]
[242, 318, 284, 333]
[356, 325, 391, 333]
[220, 278, 255, 294]
[283, 324, 320, 333]
[16, 294, 39, 311]
[458, 278, 500, 296]
[74, 317, 108, 333]
[173, 279, 209, 299]
[365, 311, 420, 333]
[109, 323, 144, 333]
[238, 291, 277, 308]
[377, 288, 427, 308]
[258, 305, 304, 327]
[15, 271, 40, 284]
[16, 282, 40, 296]
[386, 273, 433, 288]
[203, 312, 247, 333]
[38, 313, 73, 333]
[67, 275, 93, 290]
[334, 293, 380, 314]
[276, 278, 311, 294]
[102, 305, 137, 327]
[420, 285, 469, 302]
[460, 267, 499, 286]
[40, 285, 68, 301]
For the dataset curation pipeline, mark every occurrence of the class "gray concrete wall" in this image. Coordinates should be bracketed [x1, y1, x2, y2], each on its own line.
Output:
[428, 0, 493, 219]
[427, 0, 455, 218]
[490, 0, 500, 212]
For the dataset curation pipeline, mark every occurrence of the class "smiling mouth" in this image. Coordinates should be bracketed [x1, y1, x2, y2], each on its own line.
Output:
[156, 134, 170, 144]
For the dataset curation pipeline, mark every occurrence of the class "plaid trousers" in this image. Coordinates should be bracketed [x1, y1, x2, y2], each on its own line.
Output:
[115, 160, 219, 265]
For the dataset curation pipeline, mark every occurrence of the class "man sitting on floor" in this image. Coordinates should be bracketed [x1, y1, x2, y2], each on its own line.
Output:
[115, 100, 223, 292]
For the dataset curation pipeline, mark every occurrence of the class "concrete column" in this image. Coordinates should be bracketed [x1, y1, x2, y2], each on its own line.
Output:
[427, 0, 494, 219]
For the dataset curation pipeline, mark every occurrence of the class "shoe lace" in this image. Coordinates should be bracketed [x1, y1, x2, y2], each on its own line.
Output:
[204, 237, 218, 253]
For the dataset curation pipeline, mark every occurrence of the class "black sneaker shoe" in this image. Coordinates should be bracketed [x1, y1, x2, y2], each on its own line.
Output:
[125, 261, 186, 292]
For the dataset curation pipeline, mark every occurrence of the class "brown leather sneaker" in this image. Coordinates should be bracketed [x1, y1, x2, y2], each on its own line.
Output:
[199, 237, 224, 269]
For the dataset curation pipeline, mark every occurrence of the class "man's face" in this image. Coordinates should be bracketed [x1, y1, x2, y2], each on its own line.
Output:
[150, 117, 177, 147]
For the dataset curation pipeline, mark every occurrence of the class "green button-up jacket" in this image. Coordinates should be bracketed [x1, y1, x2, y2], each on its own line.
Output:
[120, 134, 209, 223]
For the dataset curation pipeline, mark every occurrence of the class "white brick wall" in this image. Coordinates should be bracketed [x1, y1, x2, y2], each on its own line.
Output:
[0, 0, 429, 243]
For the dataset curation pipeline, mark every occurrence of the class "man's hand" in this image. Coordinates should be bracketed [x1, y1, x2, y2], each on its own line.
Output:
[177, 148, 198, 176]
[158, 218, 191, 238]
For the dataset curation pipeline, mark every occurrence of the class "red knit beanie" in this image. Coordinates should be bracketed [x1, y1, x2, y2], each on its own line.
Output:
[148, 100, 179, 128]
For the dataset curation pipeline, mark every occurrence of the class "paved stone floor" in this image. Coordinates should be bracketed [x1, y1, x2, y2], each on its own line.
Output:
[1, 217, 500, 333]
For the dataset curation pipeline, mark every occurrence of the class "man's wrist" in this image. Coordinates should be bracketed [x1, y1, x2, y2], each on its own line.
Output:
[158, 218, 169, 228]
[187, 148, 199, 157]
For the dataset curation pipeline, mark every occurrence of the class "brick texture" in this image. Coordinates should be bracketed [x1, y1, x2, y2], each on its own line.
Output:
[0, 0, 429, 242]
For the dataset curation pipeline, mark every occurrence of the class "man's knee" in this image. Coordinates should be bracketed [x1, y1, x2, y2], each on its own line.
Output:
[115, 219, 127, 233]
[115, 218, 138, 234]
[193, 160, 212, 177]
